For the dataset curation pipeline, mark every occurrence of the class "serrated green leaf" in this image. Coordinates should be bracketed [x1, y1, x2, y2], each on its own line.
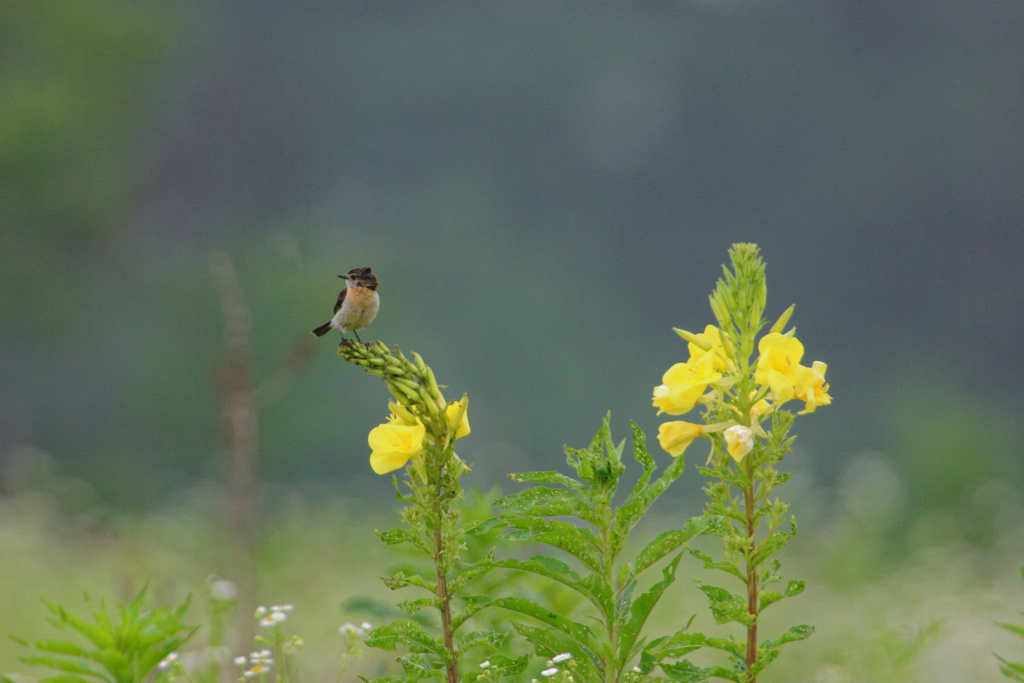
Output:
[378, 528, 429, 552]
[396, 598, 437, 616]
[482, 556, 612, 617]
[750, 526, 795, 567]
[614, 454, 686, 544]
[618, 554, 682, 663]
[504, 471, 584, 491]
[512, 623, 602, 682]
[690, 550, 745, 582]
[365, 621, 449, 660]
[634, 518, 709, 577]
[450, 595, 493, 631]
[696, 584, 752, 627]
[446, 565, 494, 598]
[761, 624, 815, 652]
[381, 571, 436, 593]
[496, 486, 598, 525]
[629, 421, 657, 494]
[396, 653, 445, 680]
[492, 597, 600, 653]
[456, 630, 507, 655]
[659, 659, 713, 683]
[502, 518, 603, 574]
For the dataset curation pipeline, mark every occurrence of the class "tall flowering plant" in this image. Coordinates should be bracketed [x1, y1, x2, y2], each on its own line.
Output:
[643, 243, 831, 683]
[339, 341, 528, 683]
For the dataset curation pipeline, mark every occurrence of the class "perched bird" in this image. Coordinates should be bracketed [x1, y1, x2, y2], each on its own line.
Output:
[311, 266, 380, 343]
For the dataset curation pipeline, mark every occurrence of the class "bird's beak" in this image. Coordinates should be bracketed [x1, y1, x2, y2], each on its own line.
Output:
[338, 274, 348, 280]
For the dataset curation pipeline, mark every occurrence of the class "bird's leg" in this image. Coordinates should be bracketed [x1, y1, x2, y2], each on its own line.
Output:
[353, 329, 363, 343]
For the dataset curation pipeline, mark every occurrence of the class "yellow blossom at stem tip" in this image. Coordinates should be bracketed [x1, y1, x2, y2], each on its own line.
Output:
[368, 422, 426, 474]
[657, 421, 704, 457]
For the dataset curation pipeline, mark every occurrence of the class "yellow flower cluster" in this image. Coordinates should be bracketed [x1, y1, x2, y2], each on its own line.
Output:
[653, 326, 830, 462]
[368, 398, 471, 474]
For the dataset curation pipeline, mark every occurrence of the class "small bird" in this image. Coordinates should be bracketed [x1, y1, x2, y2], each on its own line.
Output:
[311, 266, 380, 343]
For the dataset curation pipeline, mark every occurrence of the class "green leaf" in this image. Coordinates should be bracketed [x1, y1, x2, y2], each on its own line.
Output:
[482, 556, 612, 617]
[450, 595, 493, 631]
[365, 621, 449, 660]
[634, 518, 709, 577]
[396, 653, 445, 680]
[761, 624, 814, 649]
[456, 630, 507, 655]
[512, 623, 602, 683]
[628, 421, 657, 495]
[784, 580, 805, 597]
[502, 518, 603, 574]
[658, 660, 714, 683]
[505, 471, 584, 491]
[496, 486, 598, 525]
[749, 524, 796, 568]
[381, 571, 437, 593]
[614, 452, 686, 544]
[463, 654, 531, 683]
[29, 641, 90, 658]
[696, 584, 752, 627]
[689, 550, 745, 582]
[378, 528, 429, 552]
[446, 565, 494, 597]
[396, 598, 438, 616]
[618, 554, 682, 663]
[491, 597, 600, 653]
[36, 676, 97, 683]
[17, 656, 110, 681]
[758, 591, 784, 610]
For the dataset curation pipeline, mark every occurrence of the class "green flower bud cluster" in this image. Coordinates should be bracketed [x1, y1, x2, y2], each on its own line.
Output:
[339, 340, 447, 436]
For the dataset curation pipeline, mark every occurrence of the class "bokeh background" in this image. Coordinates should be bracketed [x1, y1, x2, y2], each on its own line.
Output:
[2, 2, 1024, 682]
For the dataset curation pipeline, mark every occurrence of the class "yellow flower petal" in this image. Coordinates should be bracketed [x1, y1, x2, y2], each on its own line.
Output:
[445, 401, 470, 439]
[657, 421, 704, 457]
[367, 422, 426, 474]
[754, 333, 811, 404]
[723, 425, 754, 463]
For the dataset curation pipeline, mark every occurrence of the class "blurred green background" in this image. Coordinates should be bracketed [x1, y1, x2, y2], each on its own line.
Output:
[2, 2, 1024, 681]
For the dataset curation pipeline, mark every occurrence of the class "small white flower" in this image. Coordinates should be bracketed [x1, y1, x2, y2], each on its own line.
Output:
[243, 663, 271, 678]
[541, 668, 559, 677]
[259, 611, 287, 627]
[270, 604, 294, 613]
[632, 666, 642, 673]
[552, 653, 573, 663]
[157, 653, 178, 671]
[479, 661, 491, 669]
[255, 606, 268, 617]
[234, 656, 248, 666]
[360, 621, 372, 631]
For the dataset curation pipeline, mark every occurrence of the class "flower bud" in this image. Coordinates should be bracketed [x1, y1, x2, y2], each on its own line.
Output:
[723, 425, 754, 463]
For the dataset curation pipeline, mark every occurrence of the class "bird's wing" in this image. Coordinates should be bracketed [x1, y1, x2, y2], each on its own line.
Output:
[333, 288, 347, 314]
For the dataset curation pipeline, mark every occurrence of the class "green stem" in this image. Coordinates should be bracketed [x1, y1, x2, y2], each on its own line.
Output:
[433, 436, 459, 683]
[744, 458, 758, 682]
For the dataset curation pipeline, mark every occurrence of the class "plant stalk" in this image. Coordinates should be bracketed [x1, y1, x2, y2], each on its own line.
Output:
[744, 463, 758, 682]
[433, 437, 459, 683]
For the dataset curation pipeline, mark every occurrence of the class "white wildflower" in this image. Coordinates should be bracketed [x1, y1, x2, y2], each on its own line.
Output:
[552, 653, 573, 663]
[157, 653, 178, 671]
[541, 668, 559, 677]
[234, 656, 248, 666]
[479, 661, 491, 669]
[259, 611, 287, 627]
[270, 604, 294, 612]
[210, 579, 238, 600]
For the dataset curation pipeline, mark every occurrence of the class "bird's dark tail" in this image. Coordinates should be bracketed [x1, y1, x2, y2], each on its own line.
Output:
[311, 321, 332, 337]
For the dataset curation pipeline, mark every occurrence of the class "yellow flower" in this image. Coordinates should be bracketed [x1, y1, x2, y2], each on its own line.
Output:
[657, 421, 704, 457]
[368, 422, 426, 474]
[723, 425, 754, 463]
[753, 333, 812, 404]
[445, 401, 471, 439]
[749, 392, 772, 419]
[653, 352, 722, 415]
[795, 360, 831, 414]
[688, 325, 730, 371]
